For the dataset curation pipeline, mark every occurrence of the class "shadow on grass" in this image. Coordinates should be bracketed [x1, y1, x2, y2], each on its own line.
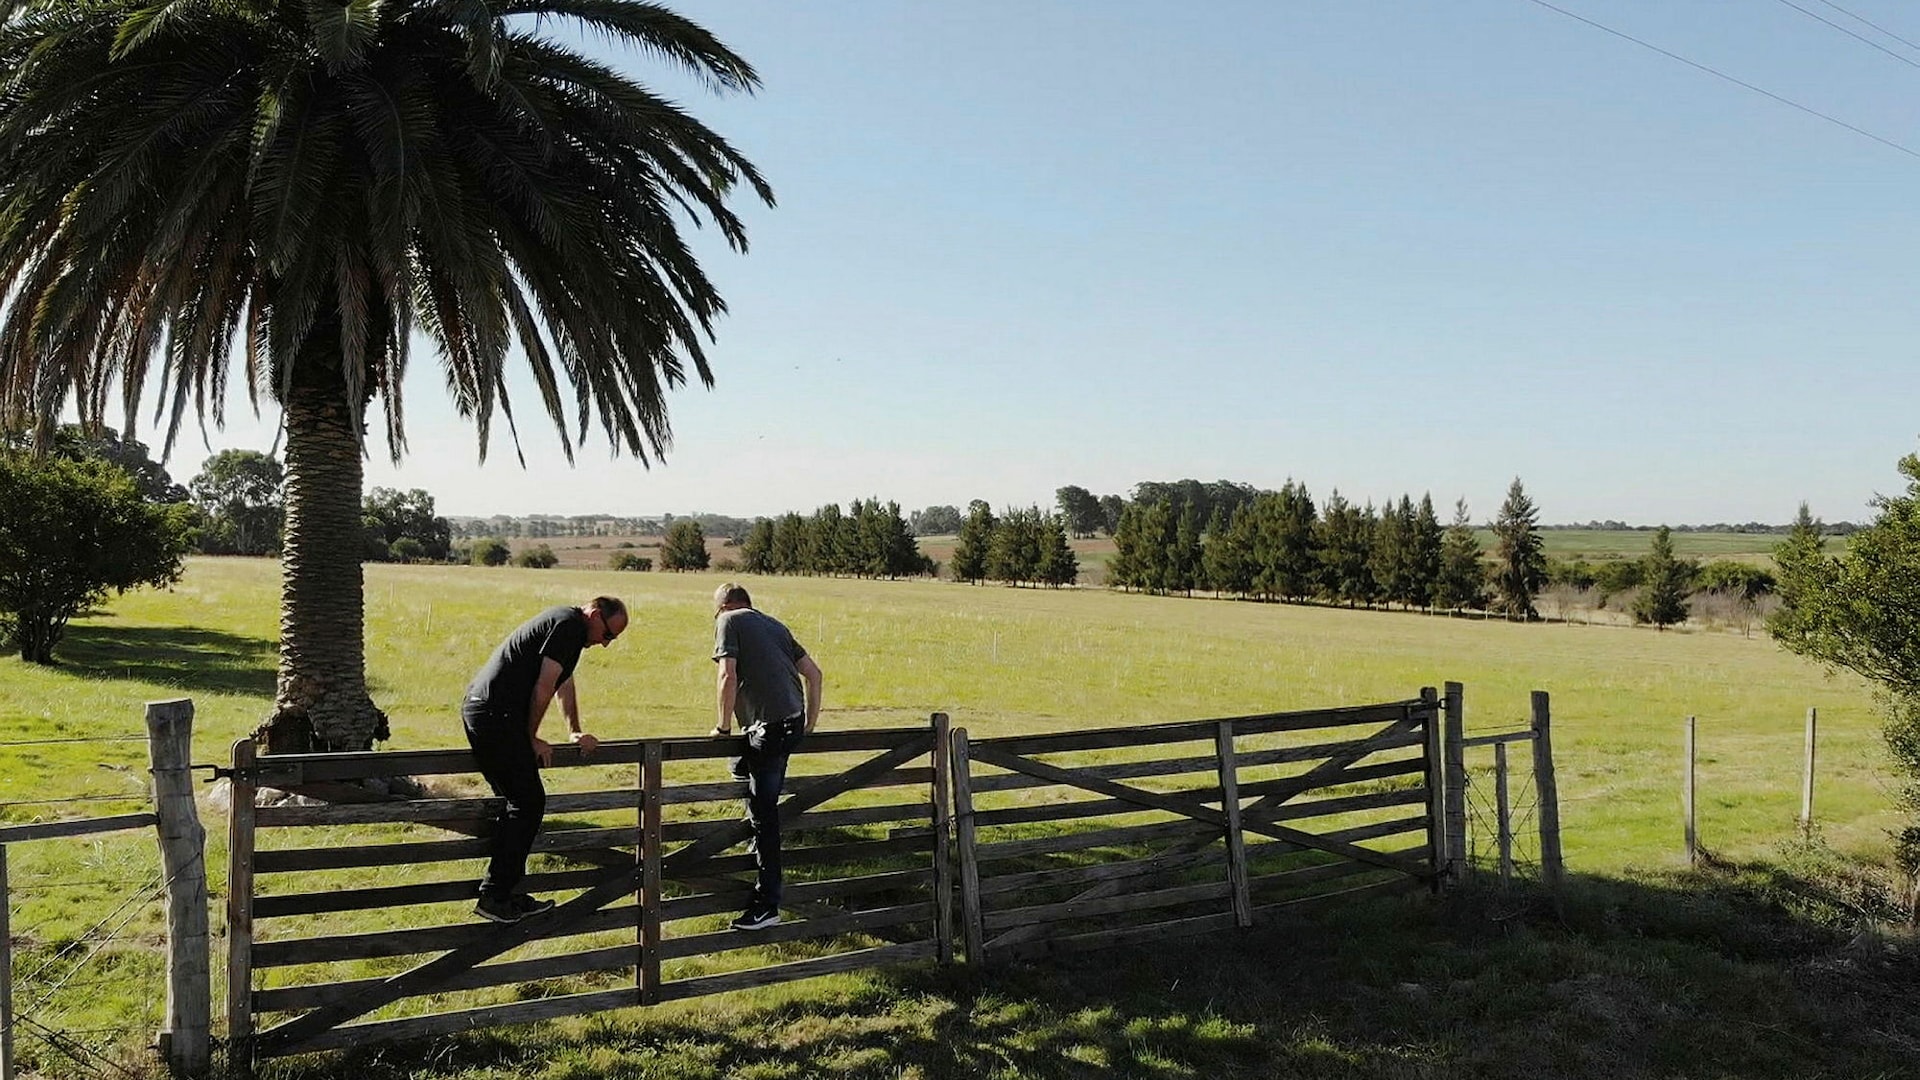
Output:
[57, 623, 276, 697]
[255, 853, 1920, 1080]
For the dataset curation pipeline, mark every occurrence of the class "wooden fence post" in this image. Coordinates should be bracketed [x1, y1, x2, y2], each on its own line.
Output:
[929, 714, 955, 963]
[1419, 688, 1446, 891]
[226, 739, 257, 1076]
[1530, 691, 1564, 891]
[2, 843, 13, 1080]
[950, 729, 986, 965]
[146, 700, 209, 1077]
[1801, 707, 1818, 838]
[1683, 716, 1698, 867]
[638, 741, 663, 1004]
[1494, 742, 1513, 886]
[1214, 721, 1252, 926]
[1443, 682, 1466, 881]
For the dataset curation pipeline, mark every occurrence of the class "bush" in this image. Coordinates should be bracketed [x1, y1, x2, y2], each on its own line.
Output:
[608, 552, 653, 571]
[713, 556, 740, 573]
[470, 538, 511, 566]
[0, 452, 193, 663]
[514, 544, 558, 569]
[388, 537, 426, 563]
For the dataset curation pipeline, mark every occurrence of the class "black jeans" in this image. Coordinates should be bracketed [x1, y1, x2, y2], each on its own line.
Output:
[462, 697, 545, 899]
[733, 715, 806, 909]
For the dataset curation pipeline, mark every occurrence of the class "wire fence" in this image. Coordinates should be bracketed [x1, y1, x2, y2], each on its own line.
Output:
[1, 730, 197, 1080]
[1459, 738, 1545, 887]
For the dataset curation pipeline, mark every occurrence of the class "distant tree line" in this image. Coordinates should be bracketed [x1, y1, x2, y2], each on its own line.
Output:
[950, 503, 1080, 587]
[1096, 479, 1555, 617]
[736, 500, 935, 578]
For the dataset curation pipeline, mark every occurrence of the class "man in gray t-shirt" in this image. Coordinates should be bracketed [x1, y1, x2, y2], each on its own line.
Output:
[709, 582, 823, 931]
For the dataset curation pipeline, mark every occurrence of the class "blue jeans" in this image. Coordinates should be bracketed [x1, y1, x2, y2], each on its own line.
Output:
[731, 715, 806, 909]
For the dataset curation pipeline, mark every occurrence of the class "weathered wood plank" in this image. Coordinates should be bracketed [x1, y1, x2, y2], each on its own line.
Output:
[1232, 730, 1427, 771]
[658, 868, 936, 922]
[1249, 786, 1428, 824]
[929, 713, 954, 965]
[982, 880, 1234, 933]
[976, 848, 1224, 898]
[978, 701, 1417, 758]
[1251, 874, 1423, 920]
[951, 730, 986, 966]
[251, 905, 641, 968]
[967, 752, 1219, 794]
[657, 901, 934, 960]
[639, 741, 663, 1006]
[974, 819, 1219, 862]
[1216, 720, 1252, 928]
[1240, 815, 1427, 863]
[255, 789, 639, 828]
[226, 740, 257, 1070]
[1229, 702, 1419, 738]
[254, 825, 639, 873]
[659, 801, 931, 841]
[970, 788, 1219, 829]
[265, 988, 639, 1058]
[658, 768, 934, 806]
[0, 813, 157, 844]
[1233, 757, 1426, 801]
[252, 945, 635, 1014]
[253, 868, 610, 919]
[654, 940, 938, 1001]
[996, 909, 1241, 964]
[967, 745, 1229, 828]
[148, 699, 209, 1078]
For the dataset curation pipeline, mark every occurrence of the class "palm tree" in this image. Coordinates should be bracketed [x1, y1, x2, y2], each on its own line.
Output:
[0, 1, 772, 750]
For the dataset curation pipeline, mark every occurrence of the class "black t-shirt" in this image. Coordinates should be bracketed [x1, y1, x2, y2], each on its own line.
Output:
[467, 606, 589, 709]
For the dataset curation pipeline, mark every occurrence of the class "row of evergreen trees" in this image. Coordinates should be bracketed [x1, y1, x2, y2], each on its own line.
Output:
[1107, 479, 1554, 618]
[737, 499, 933, 578]
[950, 503, 1080, 587]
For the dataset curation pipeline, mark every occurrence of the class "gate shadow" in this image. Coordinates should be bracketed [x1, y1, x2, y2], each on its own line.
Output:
[261, 861, 1920, 1080]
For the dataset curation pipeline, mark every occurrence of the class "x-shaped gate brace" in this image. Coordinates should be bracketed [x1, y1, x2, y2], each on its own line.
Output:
[969, 711, 1433, 954]
[253, 734, 935, 1058]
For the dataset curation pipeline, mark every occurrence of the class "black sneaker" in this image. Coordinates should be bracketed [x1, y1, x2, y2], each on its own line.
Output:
[513, 894, 556, 917]
[474, 893, 524, 924]
[729, 907, 780, 931]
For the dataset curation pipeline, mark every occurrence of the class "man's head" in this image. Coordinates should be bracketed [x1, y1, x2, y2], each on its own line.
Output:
[584, 595, 628, 647]
[713, 582, 752, 615]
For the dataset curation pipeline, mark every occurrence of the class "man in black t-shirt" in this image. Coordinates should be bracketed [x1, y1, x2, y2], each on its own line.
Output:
[709, 582, 823, 931]
[463, 596, 627, 923]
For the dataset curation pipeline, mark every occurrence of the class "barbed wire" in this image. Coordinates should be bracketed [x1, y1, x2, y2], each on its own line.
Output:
[13, 1011, 146, 1080]
[1460, 752, 1544, 882]
[0, 793, 149, 809]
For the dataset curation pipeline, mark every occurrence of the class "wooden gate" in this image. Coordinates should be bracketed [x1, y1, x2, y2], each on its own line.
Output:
[950, 691, 1445, 964]
[226, 718, 951, 1062]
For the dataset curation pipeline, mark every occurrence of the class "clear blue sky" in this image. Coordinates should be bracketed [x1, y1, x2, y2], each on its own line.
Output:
[184, 1, 1920, 524]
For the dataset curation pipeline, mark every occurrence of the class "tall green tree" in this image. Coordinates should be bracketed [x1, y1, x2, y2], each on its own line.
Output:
[1202, 504, 1251, 596]
[362, 487, 450, 563]
[739, 518, 775, 574]
[1055, 485, 1105, 538]
[191, 449, 285, 556]
[1436, 498, 1488, 612]
[1168, 504, 1203, 595]
[1491, 478, 1548, 619]
[952, 501, 995, 583]
[660, 519, 710, 571]
[1631, 525, 1694, 629]
[0, 1, 771, 750]
[1410, 493, 1444, 611]
[1038, 516, 1080, 587]
[1768, 469, 1920, 898]
[0, 452, 193, 663]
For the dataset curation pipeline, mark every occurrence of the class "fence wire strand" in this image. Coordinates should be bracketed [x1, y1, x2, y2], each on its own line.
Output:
[1460, 744, 1544, 883]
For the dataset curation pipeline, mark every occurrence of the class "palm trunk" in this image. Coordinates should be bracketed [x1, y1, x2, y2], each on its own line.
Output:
[257, 344, 387, 753]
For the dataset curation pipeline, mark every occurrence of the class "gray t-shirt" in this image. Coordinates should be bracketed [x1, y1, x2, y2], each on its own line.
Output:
[713, 608, 808, 727]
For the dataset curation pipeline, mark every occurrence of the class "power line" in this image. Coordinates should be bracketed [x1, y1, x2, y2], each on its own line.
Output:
[1521, 0, 1920, 160]
[1777, 0, 1920, 71]
[1816, 0, 1920, 56]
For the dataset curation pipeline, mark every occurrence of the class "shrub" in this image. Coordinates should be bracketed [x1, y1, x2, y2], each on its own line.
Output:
[470, 538, 511, 566]
[388, 537, 426, 563]
[514, 544, 558, 568]
[713, 556, 740, 573]
[608, 553, 653, 571]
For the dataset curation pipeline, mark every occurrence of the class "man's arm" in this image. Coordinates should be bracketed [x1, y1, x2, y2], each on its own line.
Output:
[558, 679, 598, 755]
[527, 657, 563, 765]
[714, 657, 739, 735]
[798, 655, 823, 734]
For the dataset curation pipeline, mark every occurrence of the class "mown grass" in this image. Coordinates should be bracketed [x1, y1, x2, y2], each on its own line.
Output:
[0, 557, 1911, 1078]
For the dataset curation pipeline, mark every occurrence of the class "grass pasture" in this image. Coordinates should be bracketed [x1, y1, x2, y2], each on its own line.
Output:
[1, 557, 1914, 1079]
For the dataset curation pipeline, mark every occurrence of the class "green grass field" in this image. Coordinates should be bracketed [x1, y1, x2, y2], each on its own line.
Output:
[1, 558, 1913, 1079]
